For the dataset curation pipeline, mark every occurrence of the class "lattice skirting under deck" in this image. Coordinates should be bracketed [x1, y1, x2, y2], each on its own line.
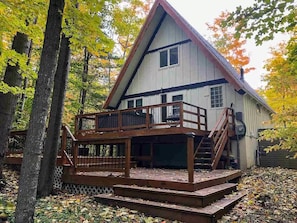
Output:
[62, 184, 113, 195]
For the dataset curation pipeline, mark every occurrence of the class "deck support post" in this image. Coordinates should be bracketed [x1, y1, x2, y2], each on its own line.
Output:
[186, 133, 195, 183]
[125, 138, 131, 178]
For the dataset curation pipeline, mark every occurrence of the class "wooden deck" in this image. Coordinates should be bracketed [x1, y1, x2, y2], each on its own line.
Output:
[7, 103, 236, 189]
[62, 168, 242, 192]
[92, 168, 244, 223]
[7, 103, 240, 222]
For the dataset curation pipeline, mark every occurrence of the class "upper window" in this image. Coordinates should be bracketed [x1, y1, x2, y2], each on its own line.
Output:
[160, 46, 179, 68]
[210, 86, 223, 108]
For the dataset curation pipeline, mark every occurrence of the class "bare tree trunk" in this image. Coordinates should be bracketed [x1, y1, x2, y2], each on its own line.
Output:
[14, 0, 65, 222]
[15, 39, 33, 126]
[37, 34, 70, 197]
[78, 47, 91, 129]
[0, 32, 30, 179]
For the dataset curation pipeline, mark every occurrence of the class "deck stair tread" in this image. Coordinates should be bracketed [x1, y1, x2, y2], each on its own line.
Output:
[197, 152, 212, 155]
[94, 192, 246, 223]
[114, 183, 237, 197]
[113, 183, 237, 207]
[195, 157, 212, 161]
[195, 163, 212, 169]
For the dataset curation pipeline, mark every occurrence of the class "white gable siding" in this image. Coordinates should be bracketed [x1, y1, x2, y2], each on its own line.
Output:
[124, 15, 229, 96]
[118, 14, 247, 130]
[149, 15, 188, 50]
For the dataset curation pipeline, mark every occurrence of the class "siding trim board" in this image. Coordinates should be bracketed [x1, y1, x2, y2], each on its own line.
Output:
[146, 39, 191, 54]
[121, 78, 228, 100]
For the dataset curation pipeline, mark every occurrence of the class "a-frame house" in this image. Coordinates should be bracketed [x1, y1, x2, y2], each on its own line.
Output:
[6, 1, 273, 221]
[55, 0, 273, 183]
[101, 0, 273, 170]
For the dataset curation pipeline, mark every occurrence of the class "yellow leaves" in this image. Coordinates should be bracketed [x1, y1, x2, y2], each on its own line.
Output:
[0, 198, 15, 220]
[0, 81, 23, 95]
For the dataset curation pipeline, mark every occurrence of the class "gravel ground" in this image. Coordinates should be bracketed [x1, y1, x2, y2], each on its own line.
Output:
[0, 166, 296, 222]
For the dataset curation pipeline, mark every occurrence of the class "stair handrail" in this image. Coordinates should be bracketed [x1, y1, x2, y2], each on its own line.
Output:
[193, 135, 206, 158]
[208, 108, 234, 169]
[61, 124, 78, 167]
[62, 150, 74, 166]
[63, 124, 77, 142]
[208, 108, 227, 138]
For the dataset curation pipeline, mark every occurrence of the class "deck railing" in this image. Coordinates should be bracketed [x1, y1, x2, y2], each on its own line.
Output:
[209, 108, 235, 169]
[75, 102, 207, 134]
[60, 125, 129, 173]
[8, 130, 27, 156]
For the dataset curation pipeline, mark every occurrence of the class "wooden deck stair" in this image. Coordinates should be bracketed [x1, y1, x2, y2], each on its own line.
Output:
[194, 108, 235, 171]
[195, 137, 213, 170]
[94, 181, 245, 223]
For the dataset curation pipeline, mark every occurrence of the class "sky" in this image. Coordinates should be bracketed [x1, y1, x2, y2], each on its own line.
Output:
[166, 0, 289, 90]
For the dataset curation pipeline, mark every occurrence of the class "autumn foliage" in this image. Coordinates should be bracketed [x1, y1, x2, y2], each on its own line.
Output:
[207, 11, 255, 74]
[259, 33, 297, 158]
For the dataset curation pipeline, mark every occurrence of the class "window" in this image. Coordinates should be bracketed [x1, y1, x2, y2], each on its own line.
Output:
[127, 100, 134, 108]
[256, 104, 261, 113]
[136, 99, 143, 108]
[159, 46, 178, 68]
[127, 99, 143, 112]
[172, 95, 183, 116]
[160, 50, 168, 68]
[170, 47, 178, 65]
[210, 86, 223, 108]
[135, 99, 143, 113]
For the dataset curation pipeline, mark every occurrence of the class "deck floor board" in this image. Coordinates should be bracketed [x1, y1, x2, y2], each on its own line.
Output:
[76, 168, 241, 184]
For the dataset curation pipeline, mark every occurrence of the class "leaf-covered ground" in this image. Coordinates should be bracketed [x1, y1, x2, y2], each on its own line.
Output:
[219, 167, 297, 223]
[0, 165, 296, 223]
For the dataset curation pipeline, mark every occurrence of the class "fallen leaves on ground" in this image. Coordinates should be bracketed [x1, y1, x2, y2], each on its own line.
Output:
[219, 167, 297, 223]
[0, 165, 296, 222]
[0, 166, 177, 223]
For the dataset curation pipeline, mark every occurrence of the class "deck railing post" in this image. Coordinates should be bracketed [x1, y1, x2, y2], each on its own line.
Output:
[145, 107, 150, 129]
[61, 125, 67, 165]
[125, 138, 131, 178]
[74, 115, 78, 134]
[180, 101, 184, 127]
[186, 133, 195, 183]
[197, 107, 201, 130]
[118, 110, 122, 131]
[95, 114, 99, 131]
[73, 142, 79, 172]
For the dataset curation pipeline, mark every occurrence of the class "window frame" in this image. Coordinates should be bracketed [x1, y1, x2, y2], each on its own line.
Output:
[127, 100, 134, 108]
[210, 85, 224, 108]
[159, 46, 179, 68]
[172, 94, 183, 116]
[127, 98, 143, 113]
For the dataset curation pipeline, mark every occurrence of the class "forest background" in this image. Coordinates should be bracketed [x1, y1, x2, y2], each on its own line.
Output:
[0, 0, 296, 222]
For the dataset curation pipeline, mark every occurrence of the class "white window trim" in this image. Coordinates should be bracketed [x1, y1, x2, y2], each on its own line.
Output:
[209, 85, 225, 109]
[159, 46, 179, 69]
[127, 98, 143, 109]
